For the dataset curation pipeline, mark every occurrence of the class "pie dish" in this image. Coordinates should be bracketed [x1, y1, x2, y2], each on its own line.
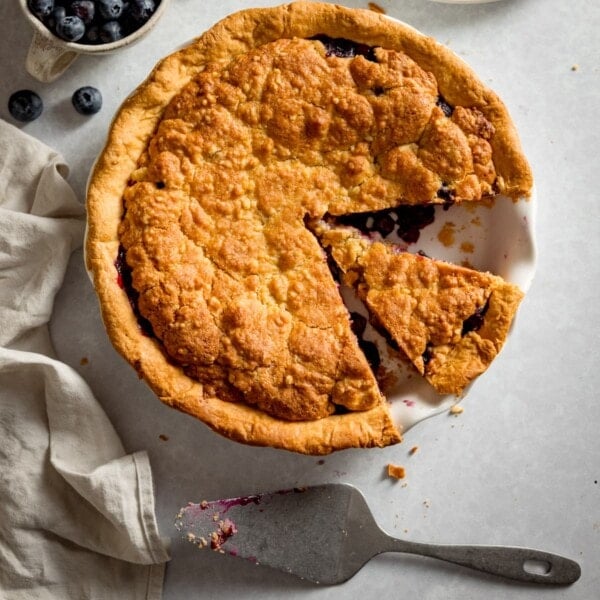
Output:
[85, 2, 533, 454]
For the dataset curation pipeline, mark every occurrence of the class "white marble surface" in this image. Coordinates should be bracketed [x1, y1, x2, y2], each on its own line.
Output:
[2, 0, 599, 598]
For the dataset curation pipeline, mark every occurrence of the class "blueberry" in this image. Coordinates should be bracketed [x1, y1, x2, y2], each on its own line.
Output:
[8, 90, 43, 123]
[27, 0, 54, 20]
[72, 86, 103, 115]
[86, 25, 101, 43]
[56, 15, 86, 42]
[70, 0, 95, 25]
[130, 0, 156, 23]
[46, 6, 66, 31]
[99, 20, 123, 43]
[97, 0, 124, 20]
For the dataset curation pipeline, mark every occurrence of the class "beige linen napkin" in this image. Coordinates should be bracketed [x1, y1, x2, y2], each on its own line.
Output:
[0, 119, 170, 599]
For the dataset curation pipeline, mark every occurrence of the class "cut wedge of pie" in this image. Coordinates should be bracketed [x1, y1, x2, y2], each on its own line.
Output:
[318, 226, 524, 396]
[85, 2, 533, 454]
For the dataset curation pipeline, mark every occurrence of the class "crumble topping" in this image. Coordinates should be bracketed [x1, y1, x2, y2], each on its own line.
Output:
[119, 36, 504, 420]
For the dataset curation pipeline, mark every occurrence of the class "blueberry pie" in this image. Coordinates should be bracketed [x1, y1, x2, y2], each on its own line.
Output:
[86, 2, 533, 454]
[317, 226, 524, 396]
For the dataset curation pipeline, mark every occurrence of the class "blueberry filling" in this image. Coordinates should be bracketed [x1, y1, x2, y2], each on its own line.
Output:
[333, 403, 351, 415]
[359, 339, 381, 372]
[310, 35, 378, 62]
[437, 183, 455, 207]
[461, 299, 490, 336]
[422, 342, 433, 366]
[115, 245, 154, 336]
[350, 311, 368, 338]
[335, 204, 435, 244]
[436, 95, 454, 117]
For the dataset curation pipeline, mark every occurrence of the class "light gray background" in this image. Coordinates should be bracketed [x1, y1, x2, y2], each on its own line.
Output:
[1, 0, 599, 598]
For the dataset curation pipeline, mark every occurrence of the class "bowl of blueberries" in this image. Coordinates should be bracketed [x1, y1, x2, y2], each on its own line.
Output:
[19, 0, 169, 82]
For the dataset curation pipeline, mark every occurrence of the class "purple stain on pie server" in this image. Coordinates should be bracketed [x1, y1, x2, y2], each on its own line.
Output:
[176, 489, 308, 559]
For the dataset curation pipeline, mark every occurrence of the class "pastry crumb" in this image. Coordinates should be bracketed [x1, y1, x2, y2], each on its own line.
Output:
[387, 463, 406, 479]
[80, 357, 89, 366]
[409, 445, 419, 455]
[450, 404, 464, 415]
[571, 64, 579, 71]
[158, 434, 169, 441]
[437, 222, 456, 247]
[460, 241, 475, 254]
[367, 2, 386, 14]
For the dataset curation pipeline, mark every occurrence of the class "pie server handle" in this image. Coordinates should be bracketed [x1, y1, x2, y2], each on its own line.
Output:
[382, 537, 581, 584]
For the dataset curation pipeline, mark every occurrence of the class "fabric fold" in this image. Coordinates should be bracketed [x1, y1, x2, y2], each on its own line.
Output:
[0, 119, 169, 599]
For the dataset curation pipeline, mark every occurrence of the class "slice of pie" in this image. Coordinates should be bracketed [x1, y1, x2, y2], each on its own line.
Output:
[85, 2, 533, 454]
[318, 226, 524, 396]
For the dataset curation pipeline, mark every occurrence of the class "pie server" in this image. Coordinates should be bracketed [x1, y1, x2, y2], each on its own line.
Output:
[175, 483, 580, 585]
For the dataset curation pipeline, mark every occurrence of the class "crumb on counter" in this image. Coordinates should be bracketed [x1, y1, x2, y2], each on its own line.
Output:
[387, 463, 406, 480]
[450, 404, 464, 415]
[409, 445, 419, 455]
[571, 64, 579, 71]
[368, 2, 386, 14]
[158, 434, 169, 441]
[80, 357, 89, 366]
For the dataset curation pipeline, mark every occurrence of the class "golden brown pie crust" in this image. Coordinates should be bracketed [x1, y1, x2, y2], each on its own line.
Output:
[86, 2, 532, 454]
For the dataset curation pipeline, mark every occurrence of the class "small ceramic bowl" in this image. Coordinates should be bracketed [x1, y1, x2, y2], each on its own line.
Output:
[18, 0, 171, 82]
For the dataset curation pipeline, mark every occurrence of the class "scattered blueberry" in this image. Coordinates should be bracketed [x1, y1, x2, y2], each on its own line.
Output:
[28, 0, 54, 19]
[71, 0, 95, 25]
[8, 90, 44, 123]
[130, 0, 156, 23]
[27, 0, 162, 46]
[99, 20, 123, 43]
[72, 86, 103, 115]
[56, 15, 86, 42]
[97, 0, 123, 20]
